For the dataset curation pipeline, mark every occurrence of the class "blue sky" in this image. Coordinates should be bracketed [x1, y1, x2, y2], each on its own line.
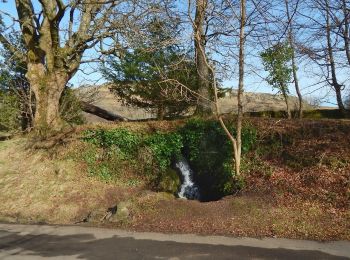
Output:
[1, 0, 348, 107]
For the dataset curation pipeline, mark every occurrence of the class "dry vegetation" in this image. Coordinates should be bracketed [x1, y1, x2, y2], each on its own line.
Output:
[79, 85, 312, 122]
[0, 118, 349, 241]
[0, 138, 136, 224]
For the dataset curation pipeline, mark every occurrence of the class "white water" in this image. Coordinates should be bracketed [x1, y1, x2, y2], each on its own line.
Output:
[175, 158, 200, 200]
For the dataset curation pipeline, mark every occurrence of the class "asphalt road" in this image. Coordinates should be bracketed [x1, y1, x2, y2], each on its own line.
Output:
[0, 224, 349, 259]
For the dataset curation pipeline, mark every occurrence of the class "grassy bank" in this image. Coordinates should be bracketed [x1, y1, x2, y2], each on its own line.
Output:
[0, 118, 349, 240]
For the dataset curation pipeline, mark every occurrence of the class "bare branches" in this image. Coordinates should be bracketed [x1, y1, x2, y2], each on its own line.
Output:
[0, 33, 25, 62]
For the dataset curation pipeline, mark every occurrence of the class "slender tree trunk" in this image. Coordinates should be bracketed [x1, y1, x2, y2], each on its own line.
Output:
[335, 88, 345, 112]
[342, 0, 350, 66]
[234, 0, 246, 176]
[291, 54, 303, 118]
[325, 0, 346, 113]
[157, 103, 165, 120]
[282, 88, 291, 119]
[20, 99, 33, 132]
[191, 0, 246, 177]
[285, 0, 303, 118]
[26, 63, 68, 134]
[194, 0, 212, 115]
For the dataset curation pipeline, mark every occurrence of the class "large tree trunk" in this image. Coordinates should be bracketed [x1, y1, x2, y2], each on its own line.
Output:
[80, 102, 127, 122]
[194, 0, 212, 115]
[285, 0, 303, 118]
[27, 64, 67, 133]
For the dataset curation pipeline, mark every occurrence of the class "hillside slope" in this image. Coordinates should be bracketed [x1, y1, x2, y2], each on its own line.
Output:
[78, 85, 311, 122]
[0, 118, 348, 240]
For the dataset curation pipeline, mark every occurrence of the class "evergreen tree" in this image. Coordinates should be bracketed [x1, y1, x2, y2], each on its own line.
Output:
[103, 19, 199, 120]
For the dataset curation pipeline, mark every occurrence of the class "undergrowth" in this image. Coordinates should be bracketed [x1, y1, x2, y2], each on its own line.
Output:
[79, 118, 258, 199]
[81, 128, 184, 191]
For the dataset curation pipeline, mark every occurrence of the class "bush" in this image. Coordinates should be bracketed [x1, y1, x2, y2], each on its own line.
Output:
[84, 128, 141, 159]
[144, 132, 183, 170]
[82, 129, 182, 190]
[0, 92, 21, 131]
[82, 119, 257, 200]
[178, 118, 257, 200]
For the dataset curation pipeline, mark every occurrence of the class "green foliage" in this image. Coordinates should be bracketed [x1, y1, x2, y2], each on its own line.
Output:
[261, 42, 293, 95]
[0, 30, 33, 132]
[82, 128, 182, 189]
[179, 118, 257, 199]
[145, 132, 183, 170]
[102, 18, 198, 119]
[81, 119, 257, 199]
[0, 91, 21, 131]
[79, 144, 118, 182]
[83, 128, 142, 159]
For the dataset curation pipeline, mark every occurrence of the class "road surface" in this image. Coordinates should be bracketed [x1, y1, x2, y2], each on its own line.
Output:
[0, 223, 349, 259]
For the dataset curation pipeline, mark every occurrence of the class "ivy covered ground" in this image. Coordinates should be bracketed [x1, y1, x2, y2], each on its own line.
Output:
[0, 118, 349, 240]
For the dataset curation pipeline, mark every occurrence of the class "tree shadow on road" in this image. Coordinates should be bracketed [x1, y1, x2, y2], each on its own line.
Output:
[0, 229, 346, 260]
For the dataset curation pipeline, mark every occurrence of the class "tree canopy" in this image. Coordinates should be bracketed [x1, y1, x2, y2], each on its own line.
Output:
[103, 19, 199, 120]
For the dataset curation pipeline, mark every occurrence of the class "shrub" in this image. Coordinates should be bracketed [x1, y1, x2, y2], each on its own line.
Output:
[144, 132, 183, 170]
[178, 118, 257, 200]
[82, 129, 182, 189]
[84, 128, 141, 159]
[82, 120, 257, 199]
[0, 92, 21, 131]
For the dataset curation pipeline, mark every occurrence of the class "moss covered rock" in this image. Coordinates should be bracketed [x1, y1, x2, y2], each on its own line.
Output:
[157, 168, 181, 194]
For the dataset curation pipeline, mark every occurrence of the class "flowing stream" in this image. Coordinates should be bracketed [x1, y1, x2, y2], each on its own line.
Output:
[175, 158, 200, 200]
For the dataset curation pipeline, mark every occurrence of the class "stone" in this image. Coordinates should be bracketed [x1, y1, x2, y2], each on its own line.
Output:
[110, 200, 132, 223]
[157, 168, 181, 194]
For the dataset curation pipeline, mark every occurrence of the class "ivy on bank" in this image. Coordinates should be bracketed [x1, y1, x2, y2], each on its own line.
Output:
[82, 118, 257, 198]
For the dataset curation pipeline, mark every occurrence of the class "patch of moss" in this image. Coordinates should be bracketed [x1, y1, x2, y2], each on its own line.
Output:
[156, 168, 181, 194]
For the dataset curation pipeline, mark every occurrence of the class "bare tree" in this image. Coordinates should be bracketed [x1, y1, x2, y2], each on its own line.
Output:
[234, 0, 246, 175]
[324, 0, 346, 113]
[300, 0, 347, 112]
[285, 0, 303, 118]
[190, 0, 246, 176]
[341, 0, 350, 66]
[0, 0, 155, 134]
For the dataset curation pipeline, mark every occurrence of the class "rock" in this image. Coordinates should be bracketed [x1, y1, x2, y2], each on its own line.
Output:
[110, 200, 132, 223]
[157, 168, 181, 194]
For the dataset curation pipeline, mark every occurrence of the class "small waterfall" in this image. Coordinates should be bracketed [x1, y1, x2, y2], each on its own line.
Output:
[175, 158, 200, 200]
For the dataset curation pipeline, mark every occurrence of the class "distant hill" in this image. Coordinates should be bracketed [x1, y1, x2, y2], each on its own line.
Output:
[77, 85, 313, 123]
